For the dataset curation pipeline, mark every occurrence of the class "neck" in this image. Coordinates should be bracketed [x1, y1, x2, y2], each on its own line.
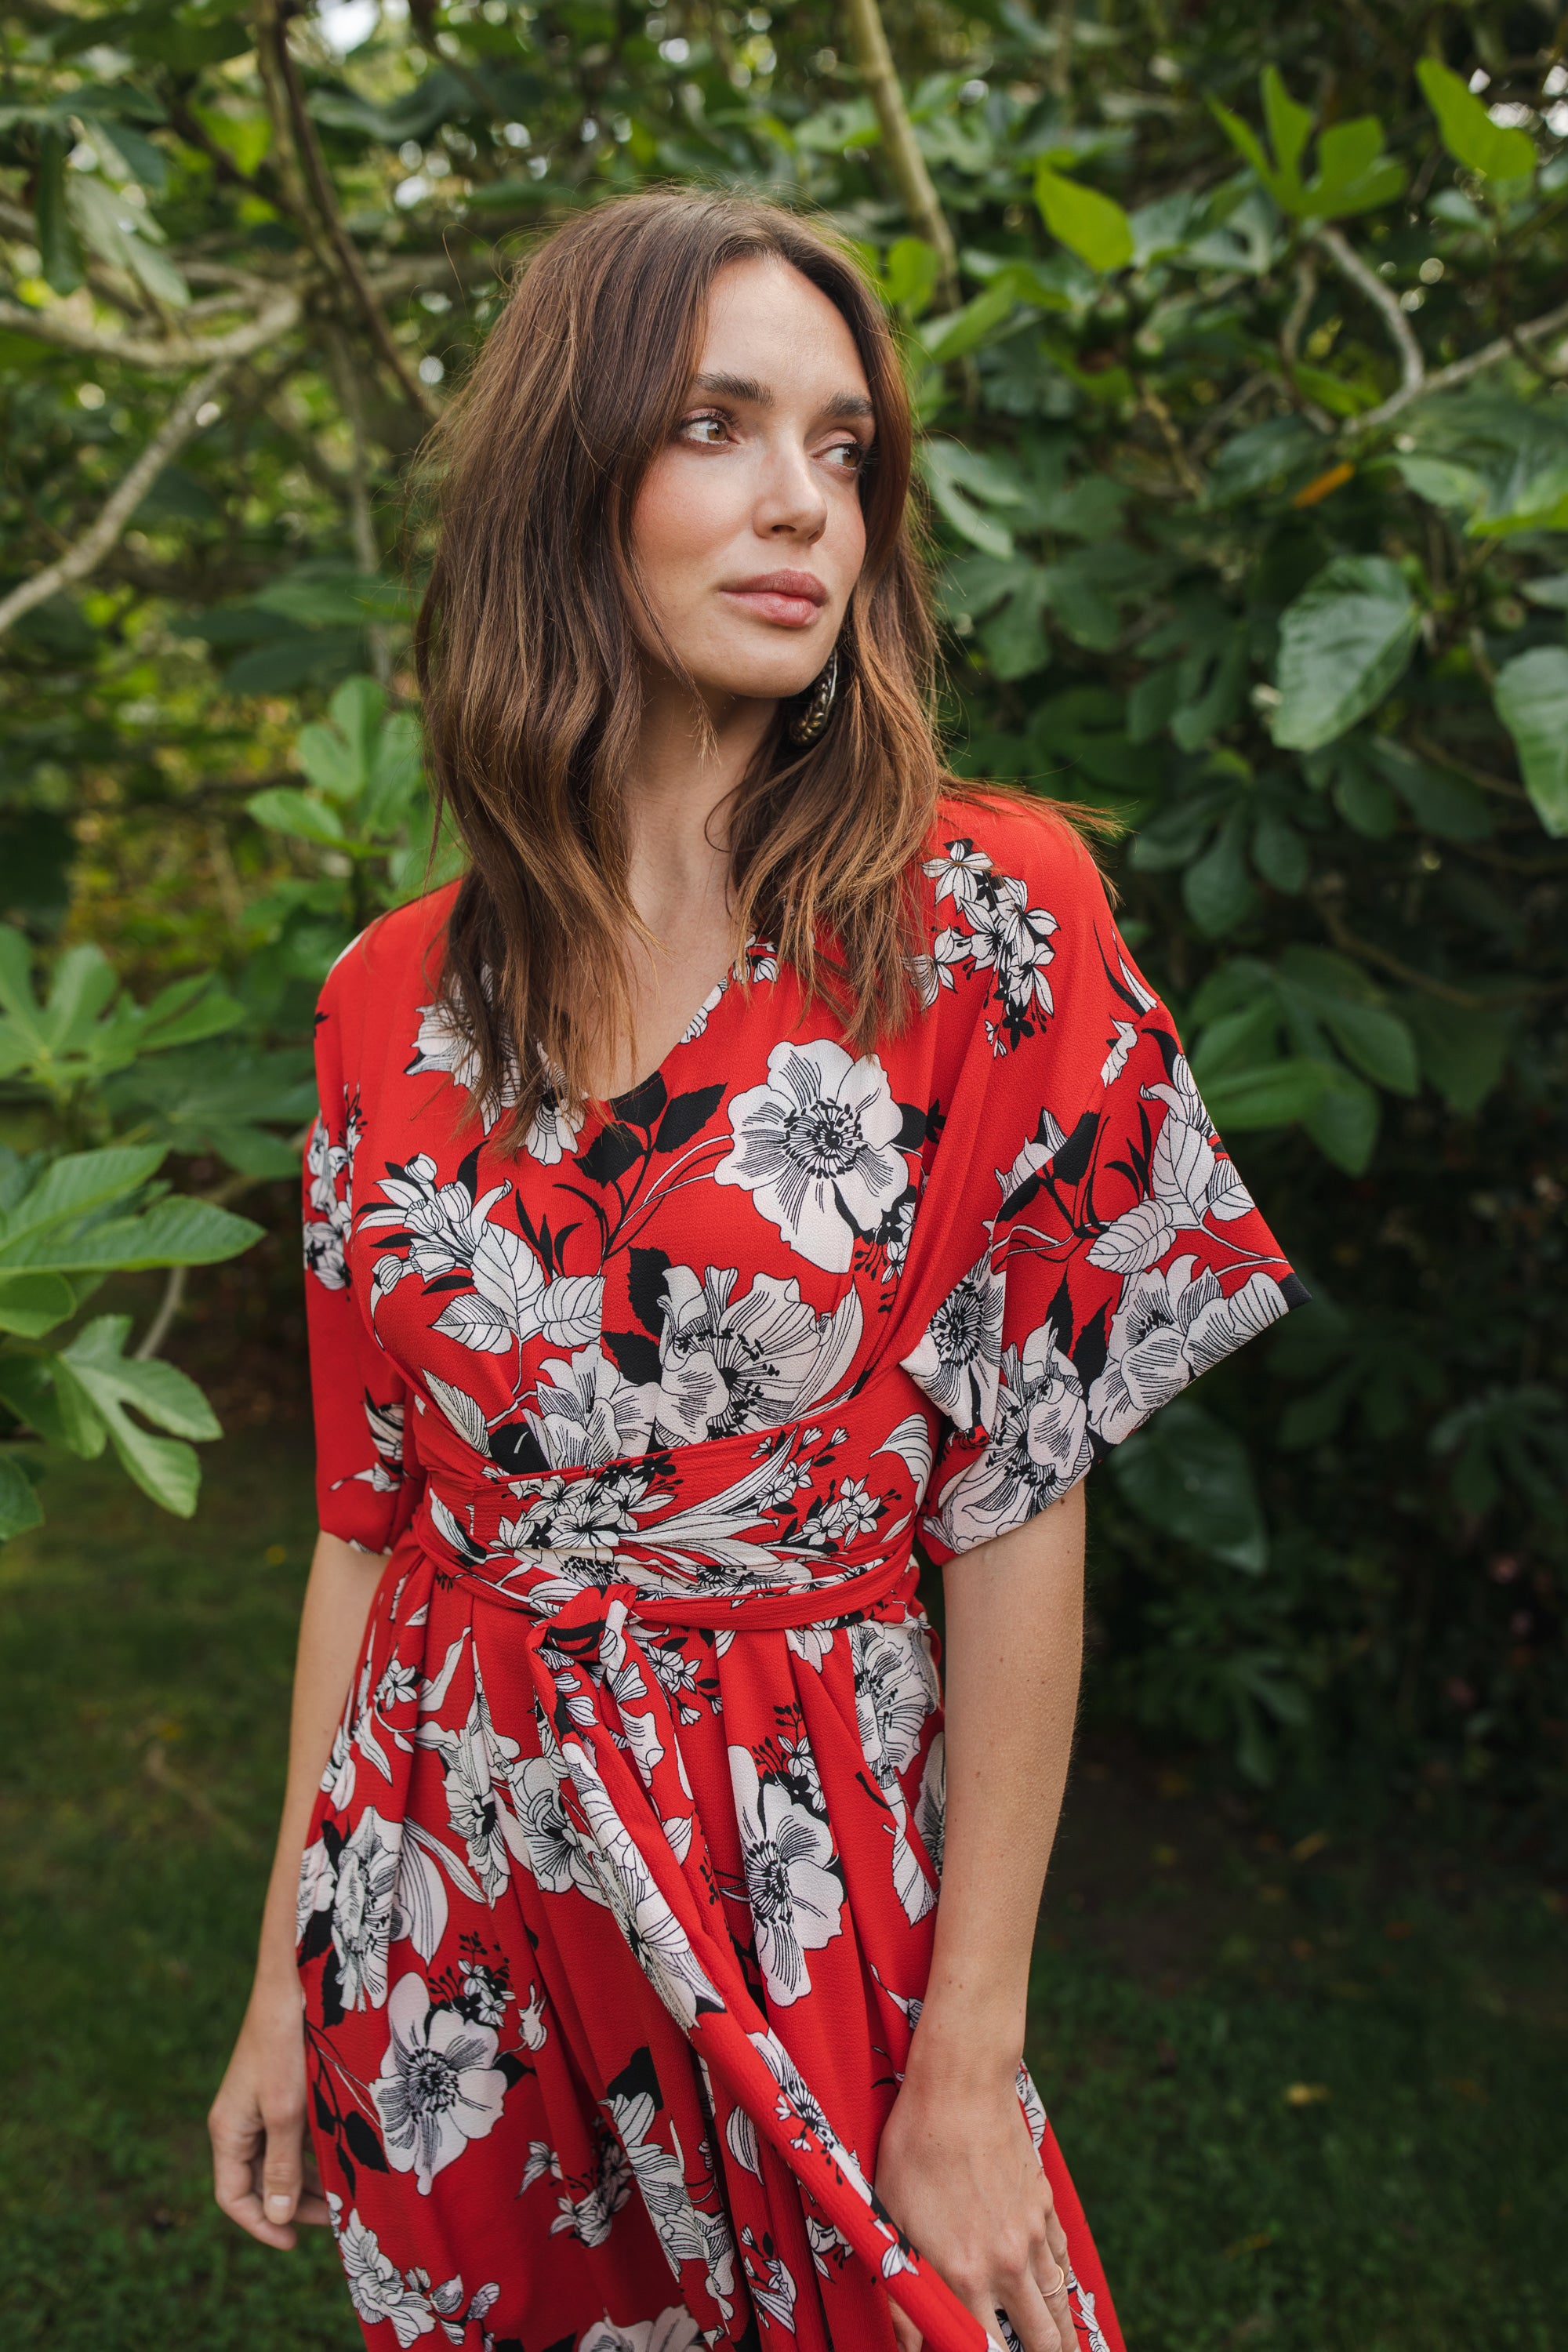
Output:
[625, 670, 776, 927]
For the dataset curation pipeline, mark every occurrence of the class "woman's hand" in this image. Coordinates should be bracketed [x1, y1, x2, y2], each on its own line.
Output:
[874, 2055, 1074, 2352]
[209, 1969, 331, 2250]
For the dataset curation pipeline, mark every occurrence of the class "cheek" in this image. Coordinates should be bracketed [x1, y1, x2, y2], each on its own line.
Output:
[631, 454, 739, 583]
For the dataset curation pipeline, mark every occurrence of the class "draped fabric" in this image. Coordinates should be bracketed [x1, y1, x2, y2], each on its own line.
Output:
[296, 797, 1304, 2352]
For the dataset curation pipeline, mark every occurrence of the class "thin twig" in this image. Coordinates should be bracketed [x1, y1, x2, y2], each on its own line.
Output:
[841, 0, 960, 314]
[1350, 296, 1568, 436]
[0, 357, 235, 641]
[1313, 899, 1537, 1007]
[1313, 223, 1425, 399]
[1279, 254, 1318, 368]
[1137, 383, 1205, 498]
[135, 1265, 187, 1360]
[325, 322, 391, 683]
[0, 289, 301, 371]
[259, 2, 441, 421]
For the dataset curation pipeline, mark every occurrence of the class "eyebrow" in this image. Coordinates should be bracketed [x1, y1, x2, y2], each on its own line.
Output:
[692, 370, 875, 423]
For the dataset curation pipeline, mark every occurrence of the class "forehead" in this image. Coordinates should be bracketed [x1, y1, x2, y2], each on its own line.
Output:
[695, 256, 869, 397]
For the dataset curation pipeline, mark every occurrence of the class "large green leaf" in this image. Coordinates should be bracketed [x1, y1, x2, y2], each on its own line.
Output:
[1200, 1057, 1333, 1130]
[0, 1269, 76, 1338]
[1034, 164, 1133, 271]
[1416, 57, 1535, 181]
[1270, 557, 1420, 752]
[1109, 1398, 1269, 1572]
[0, 1146, 165, 1255]
[1493, 648, 1568, 837]
[0, 1453, 44, 1541]
[53, 1314, 220, 1516]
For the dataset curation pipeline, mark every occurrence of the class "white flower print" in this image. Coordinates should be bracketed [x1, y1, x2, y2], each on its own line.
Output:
[551, 2124, 633, 2248]
[564, 1743, 724, 2031]
[728, 1746, 844, 2007]
[741, 2225, 800, 2332]
[523, 1342, 654, 1469]
[336, 2204, 435, 2345]
[296, 1835, 334, 1948]
[408, 994, 585, 1165]
[922, 837, 1061, 1046]
[1087, 1257, 1290, 1444]
[604, 2066, 710, 2269]
[331, 1805, 402, 2010]
[929, 1320, 1094, 1552]
[715, 1037, 907, 1272]
[370, 1973, 509, 2194]
[361, 1152, 600, 1357]
[578, 2311, 706, 2352]
[344, 1393, 404, 1494]
[901, 1249, 1006, 1434]
[499, 1751, 604, 1903]
[330, 2198, 500, 2350]
[644, 1265, 862, 1446]
[417, 1690, 517, 1906]
[303, 1108, 355, 1290]
[850, 1621, 938, 1783]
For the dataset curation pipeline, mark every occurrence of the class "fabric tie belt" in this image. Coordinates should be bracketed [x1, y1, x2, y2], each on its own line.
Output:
[409, 1446, 1007, 2352]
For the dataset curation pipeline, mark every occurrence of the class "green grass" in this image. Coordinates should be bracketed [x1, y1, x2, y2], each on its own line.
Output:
[2, 1439, 1564, 2350]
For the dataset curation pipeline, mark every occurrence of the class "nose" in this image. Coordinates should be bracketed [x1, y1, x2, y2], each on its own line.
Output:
[753, 434, 827, 543]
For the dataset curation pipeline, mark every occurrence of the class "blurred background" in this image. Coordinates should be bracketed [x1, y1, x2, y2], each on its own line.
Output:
[2, 2, 1565, 2345]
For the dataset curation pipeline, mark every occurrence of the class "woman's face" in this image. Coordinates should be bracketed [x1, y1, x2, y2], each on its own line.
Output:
[629, 256, 874, 707]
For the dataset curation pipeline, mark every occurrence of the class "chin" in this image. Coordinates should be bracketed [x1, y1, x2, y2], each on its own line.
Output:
[692, 649, 829, 705]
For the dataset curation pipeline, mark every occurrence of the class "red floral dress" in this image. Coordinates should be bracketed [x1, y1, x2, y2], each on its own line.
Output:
[297, 797, 1304, 2352]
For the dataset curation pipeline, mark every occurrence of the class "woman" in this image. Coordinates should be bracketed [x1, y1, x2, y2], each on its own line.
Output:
[211, 189, 1303, 2352]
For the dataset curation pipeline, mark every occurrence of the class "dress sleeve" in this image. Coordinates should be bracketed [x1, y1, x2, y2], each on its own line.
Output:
[303, 953, 419, 1553]
[907, 812, 1308, 1564]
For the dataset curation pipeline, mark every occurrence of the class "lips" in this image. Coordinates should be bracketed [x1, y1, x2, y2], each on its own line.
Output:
[721, 571, 829, 629]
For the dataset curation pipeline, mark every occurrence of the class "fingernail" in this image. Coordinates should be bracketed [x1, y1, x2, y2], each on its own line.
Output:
[265, 2194, 292, 2221]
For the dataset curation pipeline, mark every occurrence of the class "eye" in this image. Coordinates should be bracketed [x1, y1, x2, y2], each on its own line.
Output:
[824, 437, 870, 473]
[677, 410, 733, 447]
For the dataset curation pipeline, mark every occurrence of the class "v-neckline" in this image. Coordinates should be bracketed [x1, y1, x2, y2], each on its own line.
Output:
[601, 947, 749, 1122]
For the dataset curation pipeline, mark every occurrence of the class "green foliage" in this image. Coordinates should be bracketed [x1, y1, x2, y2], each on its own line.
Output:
[2, 0, 1565, 1805]
[0, 928, 262, 1539]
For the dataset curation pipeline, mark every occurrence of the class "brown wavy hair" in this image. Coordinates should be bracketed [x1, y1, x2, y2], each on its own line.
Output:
[415, 185, 981, 1134]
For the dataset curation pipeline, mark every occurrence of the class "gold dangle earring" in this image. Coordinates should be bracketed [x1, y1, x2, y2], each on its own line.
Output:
[787, 644, 841, 746]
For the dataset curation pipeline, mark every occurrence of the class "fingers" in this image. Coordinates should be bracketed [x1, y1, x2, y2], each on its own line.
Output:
[209, 2089, 310, 2250]
[1032, 2191, 1076, 2352]
[888, 2297, 924, 2352]
[990, 2274, 1058, 2352]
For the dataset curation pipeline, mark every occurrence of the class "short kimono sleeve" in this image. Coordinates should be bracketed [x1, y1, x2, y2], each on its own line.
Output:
[303, 953, 419, 1553]
[909, 814, 1308, 1563]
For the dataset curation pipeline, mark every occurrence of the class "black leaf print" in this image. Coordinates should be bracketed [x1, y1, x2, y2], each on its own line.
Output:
[628, 1244, 672, 1334]
[604, 2042, 664, 2114]
[655, 1081, 725, 1152]
[497, 2051, 531, 2088]
[1051, 1109, 1101, 1187]
[298, 1903, 334, 1966]
[614, 1071, 670, 1129]
[342, 2107, 389, 2172]
[489, 1421, 550, 1476]
[318, 1954, 344, 2030]
[1072, 1299, 1110, 1392]
[894, 1100, 927, 1152]
[313, 2082, 336, 2135]
[579, 1120, 644, 1185]
[601, 1327, 664, 1385]
[997, 1172, 1042, 1224]
[337, 2148, 356, 2197]
[1046, 1272, 1076, 1354]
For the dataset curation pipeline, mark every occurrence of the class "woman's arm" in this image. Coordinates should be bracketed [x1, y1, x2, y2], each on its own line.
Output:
[209, 1530, 388, 2249]
[875, 1483, 1086, 2352]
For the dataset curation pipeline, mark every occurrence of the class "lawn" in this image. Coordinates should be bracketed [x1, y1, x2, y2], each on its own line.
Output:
[2, 1437, 1563, 2351]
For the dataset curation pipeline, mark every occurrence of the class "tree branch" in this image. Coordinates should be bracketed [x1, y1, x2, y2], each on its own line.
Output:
[0, 358, 235, 641]
[841, 0, 960, 314]
[0, 287, 301, 370]
[1313, 223, 1425, 397]
[258, 1, 441, 421]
